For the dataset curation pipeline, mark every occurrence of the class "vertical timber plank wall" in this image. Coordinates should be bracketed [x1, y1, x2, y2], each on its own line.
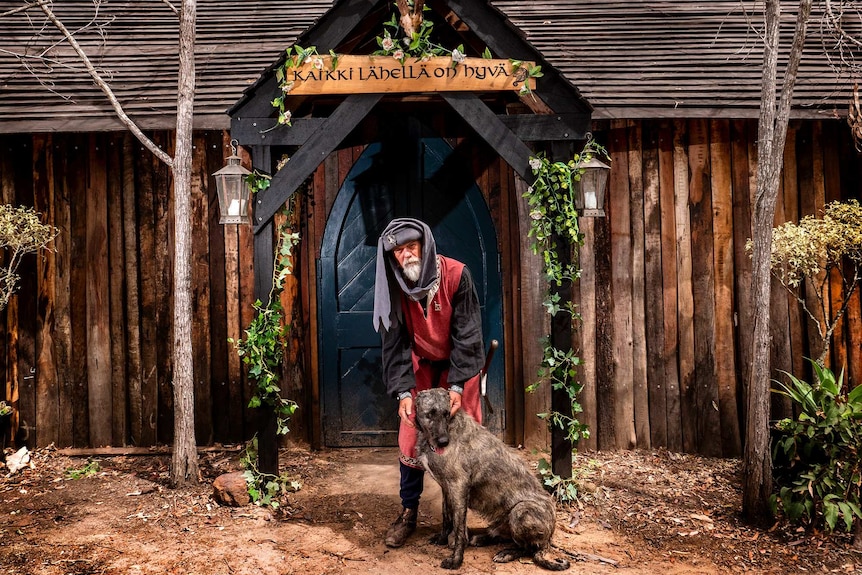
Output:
[86, 135, 112, 447]
[0, 131, 256, 449]
[0, 120, 860, 452]
[576, 118, 861, 454]
[53, 135, 74, 447]
[107, 134, 128, 446]
[709, 120, 742, 457]
[671, 119, 695, 455]
[608, 120, 636, 449]
[33, 134, 59, 447]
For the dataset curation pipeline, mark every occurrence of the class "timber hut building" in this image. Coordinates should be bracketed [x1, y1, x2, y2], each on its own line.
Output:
[1, 0, 860, 456]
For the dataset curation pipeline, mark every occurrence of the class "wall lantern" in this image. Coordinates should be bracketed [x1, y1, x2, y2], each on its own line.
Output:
[575, 156, 611, 218]
[213, 139, 252, 225]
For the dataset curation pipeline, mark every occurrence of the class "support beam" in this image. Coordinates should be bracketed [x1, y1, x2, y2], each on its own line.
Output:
[442, 92, 533, 181]
[229, 0, 380, 117]
[431, 0, 592, 126]
[232, 113, 588, 146]
[252, 94, 382, 233]
[252, 145, 279, 477]
[550, 142, 574, 480]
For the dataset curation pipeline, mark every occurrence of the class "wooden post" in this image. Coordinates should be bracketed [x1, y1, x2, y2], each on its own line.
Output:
[550, 143, 573, 479]
[251, 145, 279, 477]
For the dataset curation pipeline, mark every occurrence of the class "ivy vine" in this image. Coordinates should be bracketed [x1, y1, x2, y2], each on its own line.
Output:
[273, 45, 338, 126]
[270, 6, 542, 124]
[228, 195, 302, 436]
[523, 138, 610, 502]
[240, 437, 302, 509]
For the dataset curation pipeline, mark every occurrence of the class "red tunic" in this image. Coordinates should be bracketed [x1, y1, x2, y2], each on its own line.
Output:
[396, 256, 483, 468]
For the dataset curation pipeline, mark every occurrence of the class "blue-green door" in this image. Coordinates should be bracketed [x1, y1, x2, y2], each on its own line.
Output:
[319, 122, 503, 447]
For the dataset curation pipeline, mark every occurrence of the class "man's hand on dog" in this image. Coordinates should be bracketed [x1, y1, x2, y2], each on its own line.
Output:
[448, 390, 462, 416]
[399, 396, 415, 427]
[400, 390, 462, 426]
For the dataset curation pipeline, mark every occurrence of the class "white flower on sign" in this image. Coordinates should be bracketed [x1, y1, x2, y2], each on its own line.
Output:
[451, 48, 466, 64]
[382, 36, 394, 51]
[393, 50, 404, 61]
[312, 57, 324, 70]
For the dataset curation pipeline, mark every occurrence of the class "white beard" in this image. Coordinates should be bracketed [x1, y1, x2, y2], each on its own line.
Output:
[402, 258, 422, 283]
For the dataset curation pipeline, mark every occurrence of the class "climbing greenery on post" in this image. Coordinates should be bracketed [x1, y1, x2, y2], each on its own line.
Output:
[523, 139, 609, 502]
[229, 198, 301, 436]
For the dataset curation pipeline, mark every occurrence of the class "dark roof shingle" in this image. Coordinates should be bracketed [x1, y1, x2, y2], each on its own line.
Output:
[0, 0, 856, 133]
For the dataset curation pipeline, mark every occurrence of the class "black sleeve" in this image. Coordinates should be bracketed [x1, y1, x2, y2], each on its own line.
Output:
[447, 266, 485, 385]
[381, 317, 415, 399]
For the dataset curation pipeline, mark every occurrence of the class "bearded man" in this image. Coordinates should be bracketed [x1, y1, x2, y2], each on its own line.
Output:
[372, 217, 485, 548]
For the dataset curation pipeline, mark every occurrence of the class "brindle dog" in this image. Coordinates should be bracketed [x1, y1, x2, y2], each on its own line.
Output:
[414, 388, 569, 571]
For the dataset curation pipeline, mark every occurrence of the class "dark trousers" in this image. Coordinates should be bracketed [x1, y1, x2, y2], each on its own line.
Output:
[400, 462, 424, 510]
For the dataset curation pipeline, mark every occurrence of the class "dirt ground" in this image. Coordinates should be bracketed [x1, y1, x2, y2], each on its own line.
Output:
[0, 445, 860, 575]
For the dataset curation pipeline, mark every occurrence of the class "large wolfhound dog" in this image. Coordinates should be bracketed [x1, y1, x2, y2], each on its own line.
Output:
[414, 388, 569, 571]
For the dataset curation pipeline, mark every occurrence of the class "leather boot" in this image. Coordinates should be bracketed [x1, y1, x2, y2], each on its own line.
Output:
[384, 507, 417, 548]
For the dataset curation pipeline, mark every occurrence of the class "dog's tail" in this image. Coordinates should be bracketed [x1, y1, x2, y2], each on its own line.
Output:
[533, 549, 570, 571]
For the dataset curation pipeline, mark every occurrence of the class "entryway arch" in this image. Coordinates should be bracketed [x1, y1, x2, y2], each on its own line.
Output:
[318, 116, 503, 447]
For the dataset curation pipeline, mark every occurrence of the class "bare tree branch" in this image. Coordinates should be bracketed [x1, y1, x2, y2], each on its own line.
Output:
[0, 1, 43, 18]
[825, 0, 862, 49]
[36, 0, 173, 167]
[160, 0, 179, 16]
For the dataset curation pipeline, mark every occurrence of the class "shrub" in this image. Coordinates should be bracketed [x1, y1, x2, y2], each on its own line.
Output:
[757, 199, 862, 364]
[0, 204, 58, 311]
[771, 360, 862, 533]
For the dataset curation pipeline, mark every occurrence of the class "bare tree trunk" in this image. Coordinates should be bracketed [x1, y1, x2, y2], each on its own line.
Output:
[170, 0, 199, 486]
[743, 0, 811, 523]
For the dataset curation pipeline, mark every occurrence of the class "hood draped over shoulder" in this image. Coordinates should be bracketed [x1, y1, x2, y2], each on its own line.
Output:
[373, 218, 439, 333]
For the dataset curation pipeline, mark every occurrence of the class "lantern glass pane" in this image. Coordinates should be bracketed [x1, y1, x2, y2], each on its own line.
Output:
[213, 154, 252, 225]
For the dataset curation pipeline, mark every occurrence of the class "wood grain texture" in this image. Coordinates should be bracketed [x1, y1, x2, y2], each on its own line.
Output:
[626, 120, 650, 450]
[641, 121, 667, 448]
[33, 134, 60, 447]
[708, 120, 741, 456]
[672, 120, 695, 454]
[121, 133, 144, 446]
[688, 119, 721, 456]
[658, 121, 681, 452]
[86, 135, 112, 447]
[106, 134, 127, 446]
[608, 121, 636, 449]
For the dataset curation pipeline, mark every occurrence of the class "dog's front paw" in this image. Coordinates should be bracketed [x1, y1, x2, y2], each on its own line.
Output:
[492, 548, 522, 564]
[440, 556, 463, 570]
[428, 532, 448, 546]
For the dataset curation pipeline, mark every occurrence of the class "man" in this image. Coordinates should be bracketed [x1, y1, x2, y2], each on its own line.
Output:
[372, 217, 485, 548]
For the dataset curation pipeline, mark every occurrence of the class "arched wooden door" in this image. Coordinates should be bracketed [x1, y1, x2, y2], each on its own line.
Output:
[319, 119, 503, 447]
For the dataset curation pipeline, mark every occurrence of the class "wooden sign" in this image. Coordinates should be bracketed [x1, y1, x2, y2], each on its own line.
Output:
[281, 55, 535, 95]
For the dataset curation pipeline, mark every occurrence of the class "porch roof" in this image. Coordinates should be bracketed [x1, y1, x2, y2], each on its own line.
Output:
[0, 0, 855, 134]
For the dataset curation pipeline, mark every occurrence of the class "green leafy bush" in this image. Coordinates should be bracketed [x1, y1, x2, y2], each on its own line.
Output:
[0, 204, 58, 311]
[771, 360, 862, 532]
[753, 199, 862, 364]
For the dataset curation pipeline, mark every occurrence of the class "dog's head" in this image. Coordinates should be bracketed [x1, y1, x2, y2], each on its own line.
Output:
[414, 388, 453, 451]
